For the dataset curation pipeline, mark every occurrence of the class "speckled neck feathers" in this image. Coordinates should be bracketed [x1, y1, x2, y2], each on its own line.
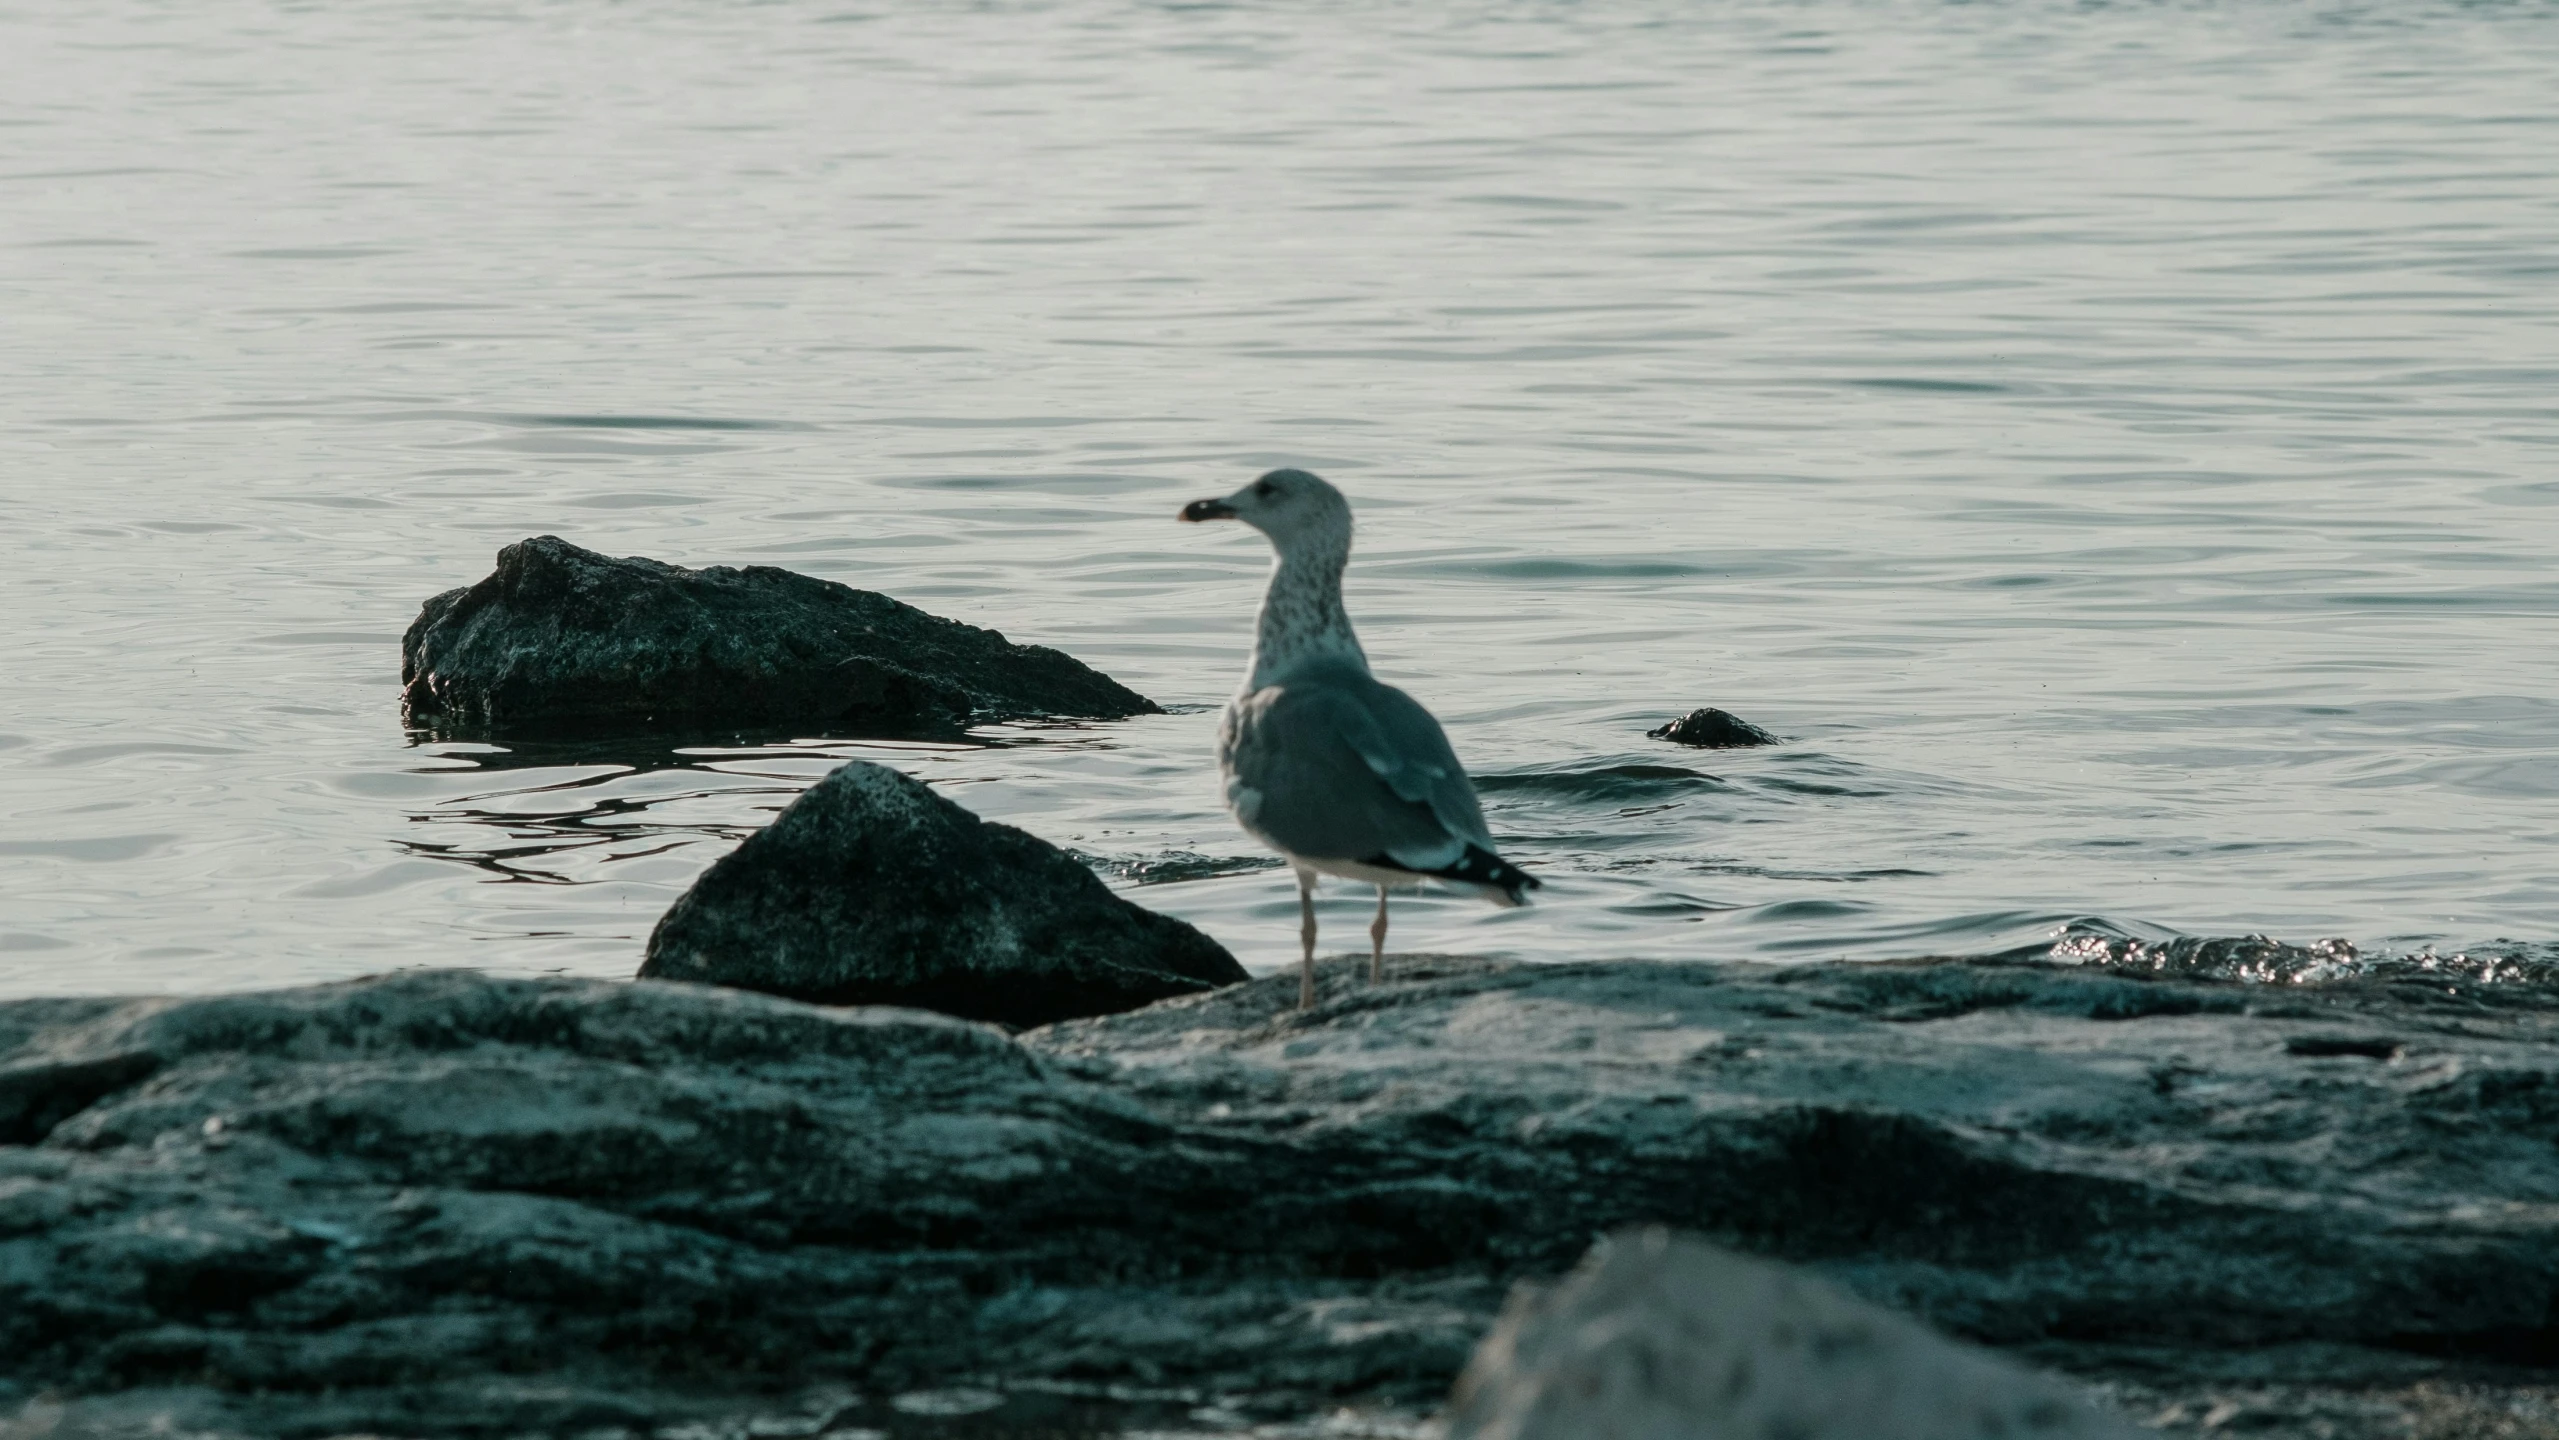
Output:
[1246, 528, 1366, 691]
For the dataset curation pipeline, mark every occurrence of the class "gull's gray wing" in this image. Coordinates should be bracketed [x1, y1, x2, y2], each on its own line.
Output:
[1217, 662, 1492, 870]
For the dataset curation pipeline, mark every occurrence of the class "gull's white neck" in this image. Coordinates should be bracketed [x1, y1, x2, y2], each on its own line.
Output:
[1245, 536, 1366, 691]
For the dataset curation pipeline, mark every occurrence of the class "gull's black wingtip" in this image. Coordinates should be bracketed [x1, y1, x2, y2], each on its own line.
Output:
[1433, 843, 1542, 907]
[1357, 844, 1540, 905]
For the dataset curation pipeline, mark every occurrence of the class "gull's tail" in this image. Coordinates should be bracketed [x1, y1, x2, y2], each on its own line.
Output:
[1406, 843, 1541, 908]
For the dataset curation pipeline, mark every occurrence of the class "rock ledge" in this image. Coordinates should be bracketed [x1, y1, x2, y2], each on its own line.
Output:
[4, 955, 2556, 1438]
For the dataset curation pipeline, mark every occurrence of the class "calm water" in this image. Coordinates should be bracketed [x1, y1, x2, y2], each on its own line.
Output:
[4, 0, 2556, 999]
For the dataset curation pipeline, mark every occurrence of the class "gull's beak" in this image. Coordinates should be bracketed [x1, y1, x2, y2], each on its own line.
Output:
[1180, 498, 1238, 523]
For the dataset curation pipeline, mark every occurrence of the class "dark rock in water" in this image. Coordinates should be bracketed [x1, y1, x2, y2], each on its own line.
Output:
[1648, 706, 1779, 747]
[6, 956, 2558, 1437]
[638, 760, 1245, 1026]
[1445, 1227, 2142, 1439]
[400, 534, 1159, 739]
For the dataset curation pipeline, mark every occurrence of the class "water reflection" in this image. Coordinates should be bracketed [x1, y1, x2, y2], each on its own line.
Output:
[392, 735, 978, 887]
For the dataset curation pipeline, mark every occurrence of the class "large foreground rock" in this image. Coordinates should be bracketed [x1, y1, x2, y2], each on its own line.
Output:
[4, 955, 2557, 1437]
[400, 535, 1159, 739]
[638, 761, 1245, 1026]
[1445, 1227, 2143, 1440]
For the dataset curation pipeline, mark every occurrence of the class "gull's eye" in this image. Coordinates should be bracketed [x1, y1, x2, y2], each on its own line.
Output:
[1254, 481, 1276, 498]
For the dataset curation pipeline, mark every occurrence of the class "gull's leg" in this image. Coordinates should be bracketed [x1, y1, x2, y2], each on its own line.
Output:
[1370, 886, 1389, 984]
[1296, 867, 1318, 1010]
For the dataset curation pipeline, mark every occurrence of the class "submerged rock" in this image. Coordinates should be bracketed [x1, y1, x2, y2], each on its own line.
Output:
[638, 760, 1245, 1026]
[1445, 1227, 2142, 1440]
[1647, 706, 1779, 747]
[400, 534, 1159, 739]
[4, 955, 2557, 1437]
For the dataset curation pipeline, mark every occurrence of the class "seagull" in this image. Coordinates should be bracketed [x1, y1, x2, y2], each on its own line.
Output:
[1180, 468, 1538, 1008]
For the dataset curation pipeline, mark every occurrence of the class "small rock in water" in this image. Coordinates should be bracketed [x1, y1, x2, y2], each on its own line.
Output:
[401, 534, 1159, 740]
[1444, 1227, 2143, 1440]
[639, 760, 1245, 1027]
[1646, 706, 1778, 748]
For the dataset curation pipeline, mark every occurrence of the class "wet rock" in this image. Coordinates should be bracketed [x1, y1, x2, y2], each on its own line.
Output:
[400, 535, 1158, 740]
[1647, 706, 1779, 747]
[4, 956, 2558, 1437]
[637, 760, 1245, 1026]
[0, 972, 1238, 1435]
[1444, 1227, 2143, 1440]
[1040, 955, 2559, 1365]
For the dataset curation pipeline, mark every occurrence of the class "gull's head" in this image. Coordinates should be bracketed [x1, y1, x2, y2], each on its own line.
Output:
[1179, 468, 1352, 555]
